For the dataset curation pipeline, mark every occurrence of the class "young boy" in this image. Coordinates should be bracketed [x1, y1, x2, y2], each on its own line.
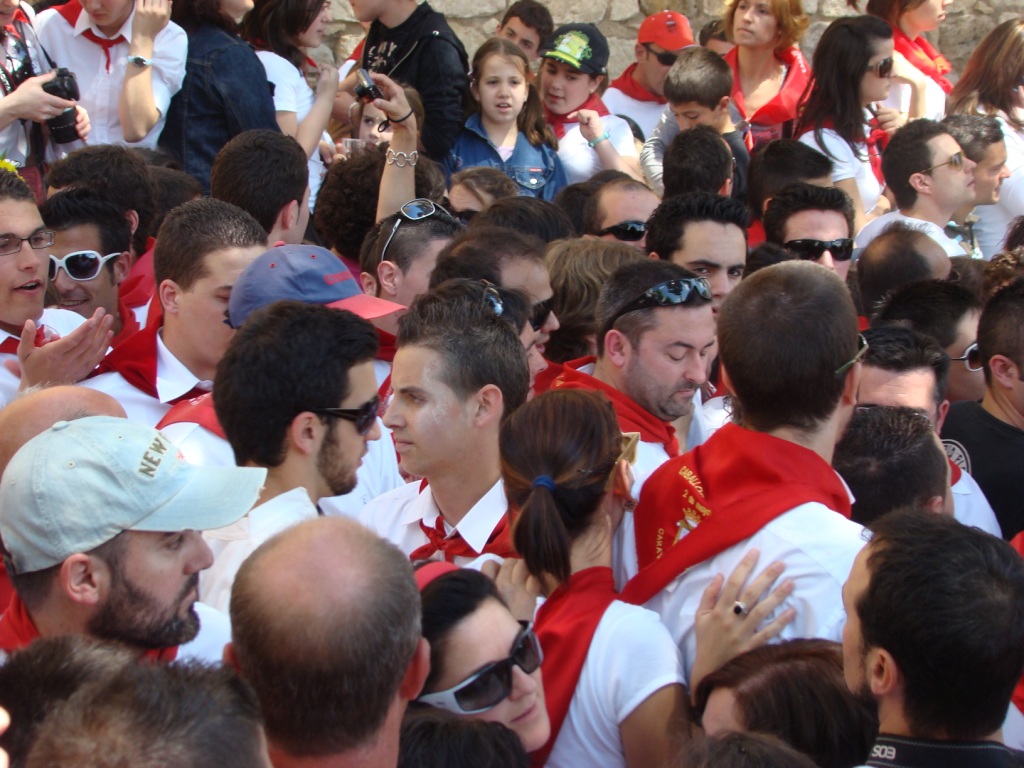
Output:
[639, 45, 749, 201]
[495, 0, 553, 63]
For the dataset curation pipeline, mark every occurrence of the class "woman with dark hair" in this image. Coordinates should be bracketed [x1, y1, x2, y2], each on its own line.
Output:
[501, 389, 691, 768]
[242, 0, 338, 212]
[693, 639, 878, 768]
[398, 701, 530, 768]
[159, 0, 279, 192]
[948, 19, 1024, 258]
[796, 15, 896, 233]
[414, 564, 552, 755]
[720, 0, 811, 148]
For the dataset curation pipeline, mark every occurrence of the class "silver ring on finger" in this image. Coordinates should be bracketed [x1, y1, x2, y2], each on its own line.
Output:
[733, 600, 748, 616]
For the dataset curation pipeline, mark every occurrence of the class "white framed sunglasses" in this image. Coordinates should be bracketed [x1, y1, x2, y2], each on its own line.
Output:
[49, 250, 121, 282]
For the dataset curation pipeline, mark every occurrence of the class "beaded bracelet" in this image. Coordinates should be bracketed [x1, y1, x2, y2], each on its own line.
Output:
[386, 149, 419, 167]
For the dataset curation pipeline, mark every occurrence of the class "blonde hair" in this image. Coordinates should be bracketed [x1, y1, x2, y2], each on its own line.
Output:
[948, 19, 1024, 133]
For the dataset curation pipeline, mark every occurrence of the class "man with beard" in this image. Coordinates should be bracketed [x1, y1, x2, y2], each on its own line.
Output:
[201, 301, 383, 612]
[843, 510, 1024, 766]
[0, 416, 265, 662]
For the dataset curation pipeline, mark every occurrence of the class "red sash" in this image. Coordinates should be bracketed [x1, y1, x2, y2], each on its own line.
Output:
[892, 26, 952, 94]
[552, 357, 679, 457]
[608, 63, 665, 104]
[111, 296, 141, 348]
[726, 46, 810, 149]
[0, 594, 178, 662]
[531, 567, 618, 767]
[92, 322, 207, 404]
[156, 392, 225, 438]
[622, 423, 851, 605]
[119, 238, 156, 310]
[407, 480, 516, 562]
[543, 94, 610, 140]
[376, 327, 397, 363]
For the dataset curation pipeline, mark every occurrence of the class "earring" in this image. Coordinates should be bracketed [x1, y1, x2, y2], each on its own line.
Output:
[623, 495, 637, 512]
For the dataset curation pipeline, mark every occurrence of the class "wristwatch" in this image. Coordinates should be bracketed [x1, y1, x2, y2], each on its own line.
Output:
[126, 55, 153, 68]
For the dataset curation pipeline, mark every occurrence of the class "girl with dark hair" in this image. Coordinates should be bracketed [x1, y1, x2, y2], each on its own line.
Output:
[796, 15, 896, 233]
[242, 0, 339, 212]
[159, 0, 279, 192]
[501, 389, 690, 768]
[444, 38, 567, 201]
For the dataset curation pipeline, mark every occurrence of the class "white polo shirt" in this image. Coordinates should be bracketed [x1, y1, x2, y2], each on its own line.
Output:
[359, 477, 508, 566]
[952, 468, 1002, 537]
[35, 3, 186, 148]
[645, 501, 865, 685]
[83, 332, 211, 426]
[200, 487, 319, 613]
[855, 211, 968, 258]
[0, 308, 86, 408]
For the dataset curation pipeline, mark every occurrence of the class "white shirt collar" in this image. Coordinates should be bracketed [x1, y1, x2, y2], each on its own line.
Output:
[155, 330, 212, 404]
[399, 479, 508, 555]
[73, 5, 135, 43]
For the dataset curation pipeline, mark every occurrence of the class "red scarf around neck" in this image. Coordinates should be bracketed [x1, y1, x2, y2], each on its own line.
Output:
[553, 357, 679, 457]
[376, 327, 397, 363]
[817, 115, 889, 186]
[726, 45, 810, 148]
[530, 567, 618, 767]
[156, 392, 225, 438]
[407, 480, 516, 562]
[892, 25, 952, 94]
[110, 295, 141, 348]
[622, 423, 851, 605]
[543, 93, 610, 140]
[0, 324, 46, 356]
[0, 594, 178, 662]
[118, 239, 156, 310]
[609, 63, 665, 104]
[92, 321, 206, 404]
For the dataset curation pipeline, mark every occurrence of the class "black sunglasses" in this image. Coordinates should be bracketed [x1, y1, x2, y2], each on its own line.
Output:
[596, 220, 646, 242]
[642, 43, 678, 67]
[784, 238, 855, 262]
[530, 296, 555, 331]
[311, 395, 380, 435]
[865, 56, 894, 78]
[416, 622, 543, 714]
[607, 278, 712, 329]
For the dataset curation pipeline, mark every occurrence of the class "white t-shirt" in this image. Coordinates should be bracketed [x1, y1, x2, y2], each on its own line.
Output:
[545, 601, 684, 768]
[798, 125, 882, 215]
[0, 308, 85, 408]
[881, 77, 947, 123]
[856, 211, 967, 257]
[602, 89, 665, 142]
[974, 117, 1024, 259]
[951, 467, 1001, 537]
[201, 487, 319, 612]
[556, 115, 639, 184]
[257, 50, 330, 211]
[645, 500, 865, 685]
[35, 6, 186, 148]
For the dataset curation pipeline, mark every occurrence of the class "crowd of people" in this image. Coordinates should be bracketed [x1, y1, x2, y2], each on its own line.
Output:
[0, 0, 1023, 764]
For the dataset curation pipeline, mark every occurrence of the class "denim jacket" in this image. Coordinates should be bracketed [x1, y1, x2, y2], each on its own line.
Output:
[159, 23, 279, 193]
[443, 114, 568, 201]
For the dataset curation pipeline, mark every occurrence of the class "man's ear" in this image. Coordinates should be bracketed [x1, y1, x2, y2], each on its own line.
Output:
[841, 359, 863, 406]
[111, 252, 132, 286]
[278, 199, 300, 235]
[634, 42, 646, 62]
[719, 176, 733, 198]
[377, 260, 402, 298]
[909, 171, 932, 197]
[287, 411, 322, 458]
[124, 209, 140, 239]
[989, 354, 1020, 389]
[360, 270, 379, 296]
[400, 637, 431, 701]
[716, 95, 730, 114]
[472, 383, 504, 427]
[603, 328, 632, 368]
[158, 279, 181, 315]
[934, 399, 950, 433]
[869, 647, 901, 698]
[59, 553, 105, 607]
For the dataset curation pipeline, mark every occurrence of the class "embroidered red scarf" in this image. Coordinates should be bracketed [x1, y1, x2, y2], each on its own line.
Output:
[156, 392, 225, 438]
[892, 26, 952, 94]
[553, 357, 679, 457]
[0, 594, 178, 662]
[622, 423, 851, 605]
[531, 567, 618, 767]
[726, 45, 810, 148]
[407, 480, 516, 562]
[543, 93, 610, 140]
[609, 63, 665, 104]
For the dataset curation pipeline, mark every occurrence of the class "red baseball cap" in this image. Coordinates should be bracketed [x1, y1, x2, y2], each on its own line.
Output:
[638, 11, 695, 50]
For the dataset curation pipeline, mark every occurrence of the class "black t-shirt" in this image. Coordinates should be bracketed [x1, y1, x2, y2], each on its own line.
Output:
[941, 400, 1024, 540]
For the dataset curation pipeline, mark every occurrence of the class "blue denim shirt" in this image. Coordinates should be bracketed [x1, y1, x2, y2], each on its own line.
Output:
[159, 24, 280, 193]
[443, 114, 568, 201]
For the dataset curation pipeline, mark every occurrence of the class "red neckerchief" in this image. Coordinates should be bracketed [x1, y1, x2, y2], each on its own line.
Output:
[543, 94, 610, 140]
[892, 25, 952, 94]
[0, 594, 178, 662]
[407, 479, 516, 562]
[947, 457, 962, 487]
[111, 295, 141, 347]
[346, 38, 365, 64]
[532, 357, 563, 396]
[817, 116, 889, 186]
[81, 28, 125, 71]
[608, 63, 665, 104]
[857, 315, 870, 332]
[156, 392, 226, 438]
[0, 561, 13, 615]
[747, 218, 766, 248]
[119, 238, 156, 310]
[531, 567, 618, 767]
[553, 357, 679, 457]
[622, 423, 851, 604]
[0, 324, 46, 355]
[726, 45, 810, 150]
[54, 0, 84, 24]
[92, 321, 207, 404]
[376, 327, 397, 363]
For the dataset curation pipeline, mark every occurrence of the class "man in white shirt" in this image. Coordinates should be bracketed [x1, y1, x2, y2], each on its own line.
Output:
[360, 281, 530, 565]
[36, 0, 186, 148]
[84, 198, 267, 425]
[621, 262, 866, 682]
[200, 301, 383, 612]
[856, 119, 978, 257]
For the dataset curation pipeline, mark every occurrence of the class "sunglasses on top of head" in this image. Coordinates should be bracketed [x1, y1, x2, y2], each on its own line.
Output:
[416, 621, 543, 715]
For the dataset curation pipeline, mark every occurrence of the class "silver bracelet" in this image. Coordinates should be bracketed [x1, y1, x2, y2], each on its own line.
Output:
[386, 149, 418, 167]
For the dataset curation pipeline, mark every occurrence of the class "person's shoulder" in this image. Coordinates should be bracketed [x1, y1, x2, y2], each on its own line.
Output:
[33, 4, 63, 31]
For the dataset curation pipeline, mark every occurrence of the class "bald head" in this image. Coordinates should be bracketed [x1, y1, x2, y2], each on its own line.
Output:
[0, 387, 126, 478]
[229, 517, 420, 758]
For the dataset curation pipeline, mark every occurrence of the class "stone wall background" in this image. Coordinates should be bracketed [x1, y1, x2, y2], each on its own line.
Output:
[318, 0, 1022, 87]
